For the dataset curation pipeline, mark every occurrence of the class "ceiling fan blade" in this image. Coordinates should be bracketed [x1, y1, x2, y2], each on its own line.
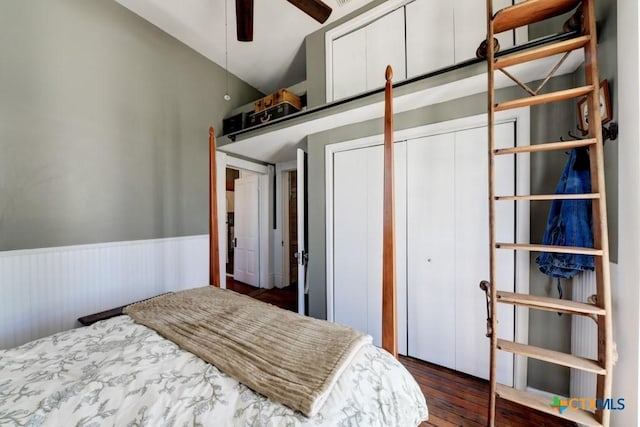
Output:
[287, 0, 332, 24]
[236, 0, 253, 42]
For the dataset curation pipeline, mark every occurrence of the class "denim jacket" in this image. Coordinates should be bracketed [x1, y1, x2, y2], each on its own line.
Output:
[535, 147, 595, 279]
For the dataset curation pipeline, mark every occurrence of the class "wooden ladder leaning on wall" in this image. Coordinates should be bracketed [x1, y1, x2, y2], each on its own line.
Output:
[482, 0, 613, 426]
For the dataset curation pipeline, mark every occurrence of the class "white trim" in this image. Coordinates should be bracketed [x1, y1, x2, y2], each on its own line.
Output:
[296, 149, 307, 316]
[225, 155, 269, 175]
[0, 234, 208, 258]
[281, 172, 291, 289]
[325, 145, 336, 322]
[216, 151, 227, 289]
[275, 161, 298, 289]
[260, 171, 272, 289]
[325, 107, 530, 386]
[513, 108, 531, 391]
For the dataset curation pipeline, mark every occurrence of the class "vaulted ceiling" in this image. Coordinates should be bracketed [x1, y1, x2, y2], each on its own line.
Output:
[114, 0, 375, 94]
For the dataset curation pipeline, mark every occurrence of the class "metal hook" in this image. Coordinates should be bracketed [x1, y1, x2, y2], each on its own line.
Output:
[479, 280, 492, 338]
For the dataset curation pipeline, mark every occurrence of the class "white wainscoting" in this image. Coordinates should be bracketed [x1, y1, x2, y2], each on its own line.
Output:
[0, 235, 209, 350]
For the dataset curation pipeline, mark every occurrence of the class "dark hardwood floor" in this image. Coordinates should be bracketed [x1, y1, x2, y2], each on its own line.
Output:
[226, 277, 298, 312]
[227, 278, 575, 427]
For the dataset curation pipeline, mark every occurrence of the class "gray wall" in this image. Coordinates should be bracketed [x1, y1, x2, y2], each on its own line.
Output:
[526, 74, 578, 395]
[305, 0, 618, 397]
[0, 0, 262, 251]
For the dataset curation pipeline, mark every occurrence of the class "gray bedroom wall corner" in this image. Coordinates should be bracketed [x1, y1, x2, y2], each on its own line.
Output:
[0, 0, 262, 251]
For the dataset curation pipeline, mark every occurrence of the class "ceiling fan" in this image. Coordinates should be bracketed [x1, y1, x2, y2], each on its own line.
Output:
[235, 0, 332, 41]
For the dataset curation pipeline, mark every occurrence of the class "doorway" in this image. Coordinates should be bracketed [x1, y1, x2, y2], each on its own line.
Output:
[225, 168, 240, 276]
[278, 150, 307, 316]
[225, 167, 260, 288]
[287, 170, 298, 286]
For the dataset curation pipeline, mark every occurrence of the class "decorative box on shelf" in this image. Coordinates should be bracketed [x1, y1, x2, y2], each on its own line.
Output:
[222, 112, 247, 135]
[254, 88, 302, 113]
[246, 102, 301, 127]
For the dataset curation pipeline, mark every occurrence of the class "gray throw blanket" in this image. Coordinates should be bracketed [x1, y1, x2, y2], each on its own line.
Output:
[124, 286, 371, 417]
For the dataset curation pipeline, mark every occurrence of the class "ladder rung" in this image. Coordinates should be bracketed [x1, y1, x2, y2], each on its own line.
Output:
[496, 290, 606, 316]
[498, 339, 606, 374]
[496, 384, 602, 427]
[495, 139, 597, 155]
[495, 86, 594, 111]
[496, 243, 604, 256]
[492, 0, 581, 34]
[495, 36, 591, 69]
[496, 193, 600, 201]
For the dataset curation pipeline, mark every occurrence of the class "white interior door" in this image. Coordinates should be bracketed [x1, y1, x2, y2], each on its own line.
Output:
[407, 133, 456, 368]
[406, 123, 515, 384]
[296, 149, 307, 315]
[453, 124, 514, 386]
[233, 174, 260, 287]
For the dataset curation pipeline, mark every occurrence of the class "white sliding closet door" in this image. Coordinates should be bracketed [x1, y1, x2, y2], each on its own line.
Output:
[453, 123, 515, 385]
[407, 133, 456, 369]
[333, 143, 407, 352]
[406, 123, 515, 385]
[334, 148, 368, 337]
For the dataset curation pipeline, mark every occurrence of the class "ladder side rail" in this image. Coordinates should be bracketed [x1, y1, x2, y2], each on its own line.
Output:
[582, 0, 613, 425]
[486, 0, 498, 425]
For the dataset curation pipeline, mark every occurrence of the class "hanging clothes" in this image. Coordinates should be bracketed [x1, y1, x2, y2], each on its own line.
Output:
[536, 147, 595, 287]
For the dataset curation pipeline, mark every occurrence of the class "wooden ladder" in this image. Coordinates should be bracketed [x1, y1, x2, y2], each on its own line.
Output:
[483, 0, 613, 426]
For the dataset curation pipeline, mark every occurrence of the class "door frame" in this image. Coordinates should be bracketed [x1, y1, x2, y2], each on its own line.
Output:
[275, 160, 298, 289]
[325, 108, 530, 388]
[217, 153, 271, 289]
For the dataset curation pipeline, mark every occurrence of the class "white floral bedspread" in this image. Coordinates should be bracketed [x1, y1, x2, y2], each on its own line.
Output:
[0, 316, 428, 426]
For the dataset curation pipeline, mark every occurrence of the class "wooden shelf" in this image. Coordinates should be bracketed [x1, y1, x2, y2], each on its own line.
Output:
[496, 384, 602, 427]
[495, 138, 597, 155]
[495, 193, 600, 201]
[219, 34, 584, 164]
[496, 243, 603, 256]
[496, 290, 606, 316]
[495, 86, 594, 111]
[498, 339, 605, 374]
[495, 36, 590, 69]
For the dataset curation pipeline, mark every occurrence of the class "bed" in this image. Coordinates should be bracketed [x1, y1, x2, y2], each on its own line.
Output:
[0, 68, 428, 426]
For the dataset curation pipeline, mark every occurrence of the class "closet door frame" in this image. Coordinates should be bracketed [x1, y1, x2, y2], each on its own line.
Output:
[325, 107, 530, 389]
